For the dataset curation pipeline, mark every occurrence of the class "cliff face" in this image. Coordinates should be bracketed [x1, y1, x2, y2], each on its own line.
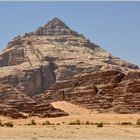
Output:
[0, 84, 68, 118]
[0, 17, 139, 117]
[35, 69, 140, 113]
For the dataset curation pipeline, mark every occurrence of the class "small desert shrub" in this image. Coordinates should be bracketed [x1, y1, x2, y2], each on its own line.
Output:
[121, 122, 132, 125]
[90, 122, 94, 125]
[69, 119, 81, 125]
[69, 121, 77, 125]
[85, 121, 90, 125]
[75, 119, 81, 125]
[96, 122, 103, 128]
[136, 119, 140, 125]
[29, 119, 37, 125]
[42, 120, 53, 125]
[56, 123, 60, 125]
[4, 122, 13, 127]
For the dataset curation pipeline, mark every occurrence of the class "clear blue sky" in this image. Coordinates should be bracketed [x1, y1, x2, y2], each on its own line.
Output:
[0, 2, 140, 66]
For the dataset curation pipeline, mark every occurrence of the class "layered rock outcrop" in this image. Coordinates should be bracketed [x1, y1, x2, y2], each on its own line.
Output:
[35, 69, 140, 113]
[0, 84, 68, 118]
[0, 17, 139, 117]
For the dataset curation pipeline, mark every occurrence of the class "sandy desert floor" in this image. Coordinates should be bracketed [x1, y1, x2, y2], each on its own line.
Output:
[0, 101, 139, 140]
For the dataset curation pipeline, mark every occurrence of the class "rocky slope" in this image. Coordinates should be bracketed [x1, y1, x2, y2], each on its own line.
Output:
[0, 17, 139, 117]
[0, 84, 68, 118]
[35, 69, 140, 113]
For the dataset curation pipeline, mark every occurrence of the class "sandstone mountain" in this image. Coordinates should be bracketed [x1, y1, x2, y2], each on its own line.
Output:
[0, 17, 139, 118]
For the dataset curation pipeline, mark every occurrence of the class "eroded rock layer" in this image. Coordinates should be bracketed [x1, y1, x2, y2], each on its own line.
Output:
[35, 69, 140, 113]
[0, 84, 68, 118]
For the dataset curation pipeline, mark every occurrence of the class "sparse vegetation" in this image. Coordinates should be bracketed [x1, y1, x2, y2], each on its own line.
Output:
[42, 120, 54, 125]
[69, 121, 77, 125]
[120, 122, 132, 125]
[75, 119, 81, 125]
[69, 119, 81, 125]
[136, 119, 140, 125]
[0, 121, 13, 127]
[85, 121, 90, 125]
[26, 119, 37, 125]
[68, 120, 105, 126]
[90, 122, 94, 125]
[4, 122, 13, 127]
[96, 122, 103, 128]
[31, 119, 37, 125]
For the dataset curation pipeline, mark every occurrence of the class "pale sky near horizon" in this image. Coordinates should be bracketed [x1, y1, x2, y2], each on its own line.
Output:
[0, 2, 140, 67]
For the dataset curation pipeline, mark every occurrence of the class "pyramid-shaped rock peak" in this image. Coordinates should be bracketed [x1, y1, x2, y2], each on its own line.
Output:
[0, 17, 140, 118]
[44, 17, 69, 29]
[35, 17, 81, 36]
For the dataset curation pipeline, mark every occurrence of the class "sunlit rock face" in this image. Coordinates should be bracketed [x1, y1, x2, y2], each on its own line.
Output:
[0, 17, 139, 116]
[36, 69, 140, 113]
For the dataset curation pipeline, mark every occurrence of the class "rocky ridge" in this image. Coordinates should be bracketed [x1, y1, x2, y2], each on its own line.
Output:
[0, 17, 139, 118]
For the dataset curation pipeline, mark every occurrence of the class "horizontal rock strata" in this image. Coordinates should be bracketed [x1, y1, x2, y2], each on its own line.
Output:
[0, 17, 139, 117]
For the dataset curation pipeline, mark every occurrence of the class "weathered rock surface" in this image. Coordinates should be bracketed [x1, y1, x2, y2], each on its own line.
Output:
[0, 18, 138, 96]
[35, 69, 140, 113]
[0, 17, 139, 117]
[0, 84, 68, 118]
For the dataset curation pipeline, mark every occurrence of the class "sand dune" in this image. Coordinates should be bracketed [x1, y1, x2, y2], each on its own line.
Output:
[52, 101, 93, 115]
